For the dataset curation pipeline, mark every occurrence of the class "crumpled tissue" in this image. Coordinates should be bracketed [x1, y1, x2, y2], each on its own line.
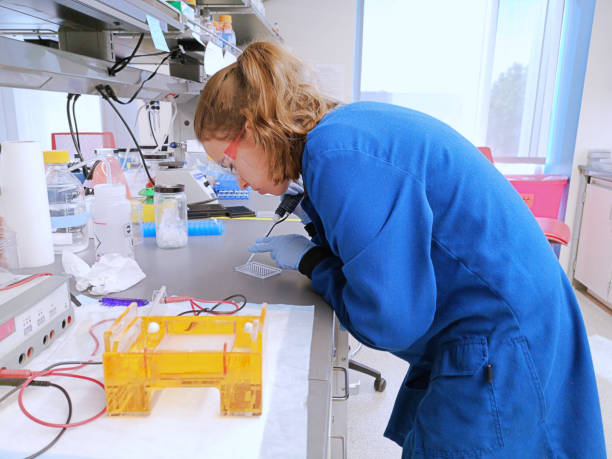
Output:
[62, 251, 146, 295]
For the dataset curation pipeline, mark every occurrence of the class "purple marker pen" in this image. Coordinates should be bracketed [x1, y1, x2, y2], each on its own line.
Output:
[100, 297, 149, 307]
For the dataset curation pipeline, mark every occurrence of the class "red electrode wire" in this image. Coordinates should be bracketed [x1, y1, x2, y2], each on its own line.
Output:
[0, 273, 53, 291]
[53, 319, 115, 373]
[10, 319, 116, 428]
[17, 371, 106, 428]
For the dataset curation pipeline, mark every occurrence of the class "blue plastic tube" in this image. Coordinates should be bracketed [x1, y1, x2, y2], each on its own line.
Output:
[143, 220, 225, 237]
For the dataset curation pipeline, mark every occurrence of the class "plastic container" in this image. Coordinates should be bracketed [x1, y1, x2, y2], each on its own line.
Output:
[92, 148, 132, 199]
[154, 184, 188, 249]
[93, 184, 133, 259]
[505, 174, 568, 219]
[131, 199, 145, 246]
[43, 150, 89, 253]
[116, 148, 142, 170]
[0, 218, 18, 270]
[143, 220, 225, 237]
[218, 15, 236, 49]
[85, 194, 95, 239]
[201, 14, 221, 46]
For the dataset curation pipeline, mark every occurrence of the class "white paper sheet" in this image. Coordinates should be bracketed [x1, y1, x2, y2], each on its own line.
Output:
[0, 303, 314, 459]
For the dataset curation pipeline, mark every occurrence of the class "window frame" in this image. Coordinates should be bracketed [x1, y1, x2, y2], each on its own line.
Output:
[356, 0, 566, 161]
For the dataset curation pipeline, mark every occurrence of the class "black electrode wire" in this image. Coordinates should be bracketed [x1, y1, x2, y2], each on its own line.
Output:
[72, 94, 81, 154]
[176, 294, 248, 317]
[108, 33, 144, 76]
[0, 361, 102, 406]
[24, 382, 72, 459]
[42, 361, 103, 372]
[66, 94, 84, 162]
[95, 85, 155, 185]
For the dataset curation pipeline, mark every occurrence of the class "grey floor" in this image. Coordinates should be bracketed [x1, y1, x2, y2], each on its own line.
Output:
[346, 289, 612, 458]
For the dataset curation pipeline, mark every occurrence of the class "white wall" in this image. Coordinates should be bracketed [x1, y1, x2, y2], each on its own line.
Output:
[560, 0, 612, 271]
[264, 0, 357, 103]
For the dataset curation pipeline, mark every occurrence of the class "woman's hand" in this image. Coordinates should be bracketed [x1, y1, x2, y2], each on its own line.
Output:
[248, 234, 315, 270]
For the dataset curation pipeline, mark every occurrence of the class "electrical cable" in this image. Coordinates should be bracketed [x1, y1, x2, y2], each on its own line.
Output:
[23, 382, 72, 459]
[65, 94, 84, 162]
[0, 318, 110, 459]
[156, 99, 177, 155]
[161, 134, 169, 152]
[0, 318, 111, 429]
[71, 94, 81, 154]
[0, 362, 102, 407]
[148, 109, 158, 146]
[0, 272, 52, 291]
[129, 51, 169, 58]
[17, 371, 105, 429]
[108, 50, 172, 87]
[0, 379, 73, 458]
[98, 50, 176, 106]
[96, 86, 155, 185]
[118, 100, 152, 170]
[43, 361, 103, 372]
[174, 294, 248, 316]
[108, 33, 144, 76]
[14, 318, 115, 428]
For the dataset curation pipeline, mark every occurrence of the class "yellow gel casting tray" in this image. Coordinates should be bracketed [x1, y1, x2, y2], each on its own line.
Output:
[103, 303, 265, 416]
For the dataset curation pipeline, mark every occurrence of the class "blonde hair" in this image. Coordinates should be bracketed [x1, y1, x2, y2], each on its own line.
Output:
[193, 41, 338, 183]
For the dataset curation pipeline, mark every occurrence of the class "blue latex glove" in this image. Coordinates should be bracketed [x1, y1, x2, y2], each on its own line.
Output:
[282, 179, 311, 225]
[248, 234, 315, 270]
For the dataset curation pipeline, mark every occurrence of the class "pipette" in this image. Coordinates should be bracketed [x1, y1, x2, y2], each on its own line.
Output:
[236, 192, 304, 278]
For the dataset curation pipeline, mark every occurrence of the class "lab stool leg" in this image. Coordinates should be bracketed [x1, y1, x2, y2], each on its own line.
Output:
[348, 359, 387, 392]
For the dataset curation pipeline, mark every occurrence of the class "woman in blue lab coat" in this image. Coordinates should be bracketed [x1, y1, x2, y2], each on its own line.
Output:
[194, 42, 606, 458]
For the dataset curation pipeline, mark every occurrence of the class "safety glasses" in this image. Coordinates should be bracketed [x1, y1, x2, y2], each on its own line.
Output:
[217, 128, 245, 177]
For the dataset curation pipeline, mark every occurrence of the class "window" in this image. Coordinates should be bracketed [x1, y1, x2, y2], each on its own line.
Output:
[0, 88, 103, 149]
[359, 0, 564, 159]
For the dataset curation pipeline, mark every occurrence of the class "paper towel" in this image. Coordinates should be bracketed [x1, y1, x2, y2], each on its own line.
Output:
[0, 141, 54, 267]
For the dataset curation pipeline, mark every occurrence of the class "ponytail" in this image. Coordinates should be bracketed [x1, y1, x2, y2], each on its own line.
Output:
[194, 41, 338, 183]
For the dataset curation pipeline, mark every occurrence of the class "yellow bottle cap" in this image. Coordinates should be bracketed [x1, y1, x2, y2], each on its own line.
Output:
[43, 150, 70, 164]
[219, 14, 232, 23]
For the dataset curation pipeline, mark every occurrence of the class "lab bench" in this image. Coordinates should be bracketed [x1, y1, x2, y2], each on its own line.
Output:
[15, 193, 348, 459]
[569, 167, 612, 310]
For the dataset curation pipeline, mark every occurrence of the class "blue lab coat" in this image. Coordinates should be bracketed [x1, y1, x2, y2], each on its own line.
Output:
[298, 102, 606, 458]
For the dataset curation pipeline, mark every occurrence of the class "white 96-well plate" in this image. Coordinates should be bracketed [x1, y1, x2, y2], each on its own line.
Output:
[234, 261, 282, 279]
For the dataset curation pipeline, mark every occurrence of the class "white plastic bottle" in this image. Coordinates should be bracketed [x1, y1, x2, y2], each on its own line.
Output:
[219, 15, 236, 50]
[92, 184, 133, 259]
[43, 150, 89, 253]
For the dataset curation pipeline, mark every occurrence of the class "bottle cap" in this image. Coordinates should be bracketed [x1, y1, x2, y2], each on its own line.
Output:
[219, 15, 232, 23]
[43, 150, 70, 164]
[154, 184, 185, 193]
